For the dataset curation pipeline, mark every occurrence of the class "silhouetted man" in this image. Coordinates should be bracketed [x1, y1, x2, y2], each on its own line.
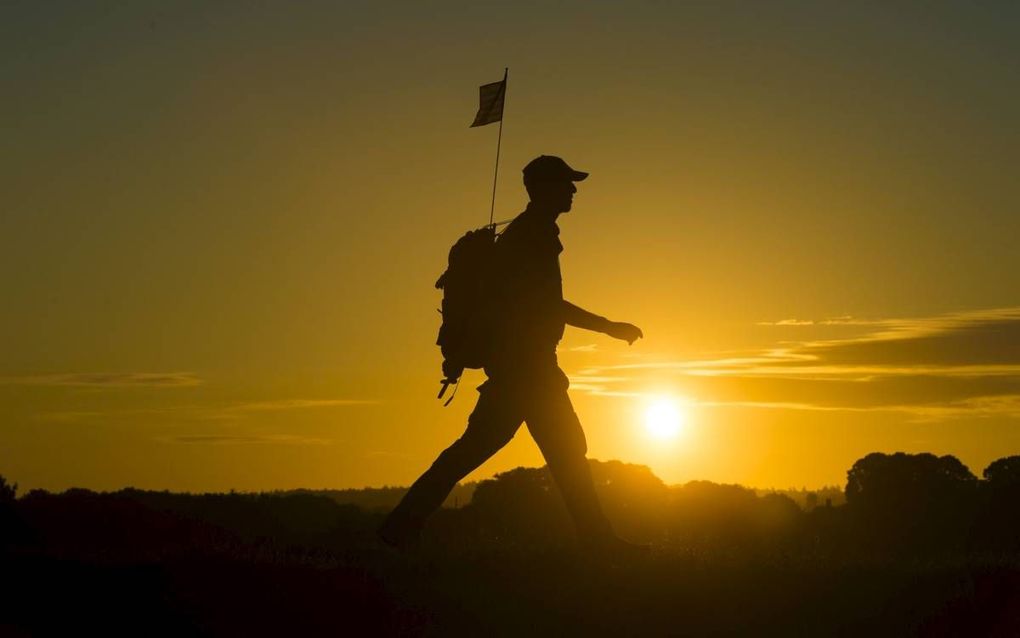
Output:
[380, 155, 644, 553]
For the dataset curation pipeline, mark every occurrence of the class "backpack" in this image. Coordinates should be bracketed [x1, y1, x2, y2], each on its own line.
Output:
[434, 224, 499, 402]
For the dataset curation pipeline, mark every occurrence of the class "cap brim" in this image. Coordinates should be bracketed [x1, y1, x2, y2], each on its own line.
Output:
[570, 170, 589, 181]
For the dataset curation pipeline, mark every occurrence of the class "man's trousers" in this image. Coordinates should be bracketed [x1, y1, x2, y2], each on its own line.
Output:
[382, 366, 612, 541]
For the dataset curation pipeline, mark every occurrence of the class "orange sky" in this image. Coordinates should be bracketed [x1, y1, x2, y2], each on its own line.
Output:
[3, 2, 1019, 492]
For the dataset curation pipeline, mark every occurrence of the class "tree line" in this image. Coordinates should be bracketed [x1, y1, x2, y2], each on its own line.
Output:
[2, 452, 1018, 560]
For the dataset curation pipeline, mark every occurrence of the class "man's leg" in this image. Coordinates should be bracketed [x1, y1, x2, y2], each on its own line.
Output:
[379, 381, 523, 546]
[524, 370, 615, 544]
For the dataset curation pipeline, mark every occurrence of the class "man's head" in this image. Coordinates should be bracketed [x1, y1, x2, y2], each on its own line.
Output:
[522, 155, 588, 213]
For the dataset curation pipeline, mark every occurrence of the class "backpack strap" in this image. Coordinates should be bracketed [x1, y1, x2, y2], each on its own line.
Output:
[437, 379, 452, 399]
[437, 378, 459, 406]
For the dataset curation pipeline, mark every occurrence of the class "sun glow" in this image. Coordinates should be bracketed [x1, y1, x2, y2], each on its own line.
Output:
[643, 397, 686, 441]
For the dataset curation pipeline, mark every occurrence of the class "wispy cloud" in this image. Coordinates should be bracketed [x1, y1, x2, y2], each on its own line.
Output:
[573, 307, 1020, 420]
[167, 434, 332, 446]
[757, 316, 890, 327]
[2, 372, 202, 387]
[34, 411, 108, 423]
[563, 344, 600, 353]
[223, 399, 376, 412]
[364, 450, 411, 459]
[196, 398, 378, 421]
[35, 397, 378, 424]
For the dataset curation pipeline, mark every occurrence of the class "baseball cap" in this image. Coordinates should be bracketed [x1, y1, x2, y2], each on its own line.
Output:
[522, 155, 589, 184]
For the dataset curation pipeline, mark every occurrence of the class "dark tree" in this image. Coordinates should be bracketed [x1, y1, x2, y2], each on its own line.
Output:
[469, 465, 572, 543]
[983, 456, 1020, 487]
[845, 452, 977, 506]
[664, 481, 803, 551]
[0, 475, 16, 503]
[468, 460, 670, 544]
[0, 474, 21, 547]
[804, 492, 819, 511]
[844, 452, 979, 553]
[971, 455, 1020, 551]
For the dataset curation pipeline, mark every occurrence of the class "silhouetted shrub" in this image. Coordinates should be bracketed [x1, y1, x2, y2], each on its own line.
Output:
[0, 475, 16, 503]
[844, 452, 979, 554]
[590, 460, 669, 542]
[467, 460, 670, 545]
[469, 465, 572, 544]
[983, 456, 1020, 487]
[971, 456, 1020, 551]
[0, 474, 20, 547]
[846, 452, 977, 506]
[666, 482, 804, 551]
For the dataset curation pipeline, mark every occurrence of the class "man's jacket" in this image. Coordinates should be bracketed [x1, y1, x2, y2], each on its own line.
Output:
[487, 206, 566, 375]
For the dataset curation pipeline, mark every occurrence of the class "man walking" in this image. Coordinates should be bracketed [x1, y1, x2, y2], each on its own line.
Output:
[379, 155, 644, 553]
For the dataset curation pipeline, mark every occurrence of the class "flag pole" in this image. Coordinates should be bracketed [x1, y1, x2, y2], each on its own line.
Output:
[488, 67, 508, 227]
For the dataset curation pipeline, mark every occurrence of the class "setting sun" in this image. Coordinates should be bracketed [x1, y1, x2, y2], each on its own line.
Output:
[644, 397, 686, 441]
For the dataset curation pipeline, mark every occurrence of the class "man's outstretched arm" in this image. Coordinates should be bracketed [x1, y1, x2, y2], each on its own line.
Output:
[562, 300, 644, 345]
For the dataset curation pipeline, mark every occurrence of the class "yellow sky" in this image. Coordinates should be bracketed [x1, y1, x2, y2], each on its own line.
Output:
[3, 2, 1019, 492]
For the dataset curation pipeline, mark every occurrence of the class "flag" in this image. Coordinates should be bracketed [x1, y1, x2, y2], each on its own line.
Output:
[470, 74, 506, 128]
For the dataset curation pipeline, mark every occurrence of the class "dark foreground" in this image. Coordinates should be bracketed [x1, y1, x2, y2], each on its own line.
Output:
[2, 455, 1020, 636]
[4, 542, 1020, 637]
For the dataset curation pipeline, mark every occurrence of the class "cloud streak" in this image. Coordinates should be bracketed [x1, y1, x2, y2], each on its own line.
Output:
[573, 307, 1020, 419]
[167, 434, 332, 446]
[2, 372, 202, 387]
[35, 397, 377, 424]
[222, 399, 376, 412]
[757, 316, 892, 327]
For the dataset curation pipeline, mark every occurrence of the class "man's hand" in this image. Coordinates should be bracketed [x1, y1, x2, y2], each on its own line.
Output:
[605, 321, 644, 345]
